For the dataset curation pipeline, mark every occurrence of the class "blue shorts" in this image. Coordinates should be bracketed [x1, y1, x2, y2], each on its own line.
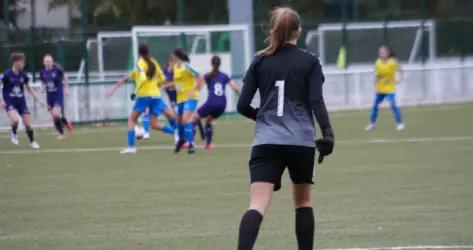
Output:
[4, 98, 30, 115]
[47, 92, 64, 110]
[133, 97, 167, 116]
[177, 99, 198, 116]
[198, 102, 226, 118]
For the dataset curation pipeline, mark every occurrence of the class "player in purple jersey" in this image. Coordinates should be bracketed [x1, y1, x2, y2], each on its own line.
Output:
[164, 63, 177, 107]
[0, 53, 45, 148]
[39, 54, 73, 139]
[192, 55, 240, 149]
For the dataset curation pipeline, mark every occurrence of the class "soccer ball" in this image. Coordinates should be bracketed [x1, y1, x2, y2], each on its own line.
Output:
[135, 126, 145, 140]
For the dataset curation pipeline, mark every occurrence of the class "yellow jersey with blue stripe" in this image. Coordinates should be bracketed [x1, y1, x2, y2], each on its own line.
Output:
[173, 63, 200, 104]
[375, 58, 399, 94]
[128, 58, 165, 97]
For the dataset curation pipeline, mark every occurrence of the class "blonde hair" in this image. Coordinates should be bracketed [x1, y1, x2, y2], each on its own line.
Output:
[257, 7, 301, 56]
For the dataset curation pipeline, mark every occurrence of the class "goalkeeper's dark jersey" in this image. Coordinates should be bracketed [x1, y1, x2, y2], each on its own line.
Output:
[237, 44, 332, 147]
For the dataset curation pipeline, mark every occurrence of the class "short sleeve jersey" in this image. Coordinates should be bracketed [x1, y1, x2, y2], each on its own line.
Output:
[128, 57, 165, 97]
[205, 71, 231, 105]
[173, 63, 200, 103]
[375, 58, 399, 94]
[39, 66, 64, 94]
[1, 70, 29, 100]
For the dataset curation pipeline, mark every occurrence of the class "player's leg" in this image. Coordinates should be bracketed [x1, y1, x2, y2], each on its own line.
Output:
[181, 100, 198, 154]
[205, 106, 225, 148]
[51, 105, 65, 139]
[60, 101, 73, 133]
[204, 116, 214, 148]
[21, 113, 39, 149]
[196, 103, 211, 141]
[387, 93, 404, 130]
[287, 146, 316, 250]
[142, 110, 151, 139]
[162, 105, 178, 132]
[192, 112, 205, 141]
[366, 93, 386, 131]
[238, 145, 284, 250]
[122, 97, 146, 154]
[174, 103, 186, 153]
[6, 109, 20, 145]
[122, 110, 141, 154]
[148, 98, 175, 135]
[293, 184, 314, 250]
[238, 182, 273, 250]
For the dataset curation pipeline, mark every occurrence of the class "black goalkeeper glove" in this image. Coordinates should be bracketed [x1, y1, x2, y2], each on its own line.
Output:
[316, 128, 335, 164]
[130, 93, 136, 101]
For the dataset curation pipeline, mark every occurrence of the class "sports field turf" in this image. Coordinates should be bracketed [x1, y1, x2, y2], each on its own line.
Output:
[1, 103, 472, 250]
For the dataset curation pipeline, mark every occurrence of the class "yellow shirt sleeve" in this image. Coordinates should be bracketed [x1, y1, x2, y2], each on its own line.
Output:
[128, 69, 138, 80]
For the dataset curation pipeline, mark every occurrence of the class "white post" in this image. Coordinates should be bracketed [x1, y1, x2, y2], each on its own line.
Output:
[97, 35, 105, 81]
[429, 21, 436, 62]
[354, 72, 362, 108]
[131, 29, 139, 67]
[243, 26, 251, 70]
[205, 32, 211, 53]
[319, 30, 325, 65]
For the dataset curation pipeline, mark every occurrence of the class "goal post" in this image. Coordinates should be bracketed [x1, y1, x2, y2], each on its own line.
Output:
[131, 24, 252, 112]
[306, 20, 436, 65]
[131, 24, 252, 77]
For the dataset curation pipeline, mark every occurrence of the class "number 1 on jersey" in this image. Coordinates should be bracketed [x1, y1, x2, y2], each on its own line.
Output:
[275, 80, 285, 117]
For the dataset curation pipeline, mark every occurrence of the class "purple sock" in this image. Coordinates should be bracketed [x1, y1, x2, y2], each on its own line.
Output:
[205, 124, 213, 145]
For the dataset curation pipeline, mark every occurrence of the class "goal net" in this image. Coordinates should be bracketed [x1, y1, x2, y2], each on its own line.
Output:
[305, 20, 436, 65]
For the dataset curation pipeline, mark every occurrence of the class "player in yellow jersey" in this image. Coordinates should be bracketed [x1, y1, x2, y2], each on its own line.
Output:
[107, 44, 177, 154]
[365, 46, 405, 131]
[166, 48, 203, 154]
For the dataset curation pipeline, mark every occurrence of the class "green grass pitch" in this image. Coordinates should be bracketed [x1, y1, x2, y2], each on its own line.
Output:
[1, 103, 472, 250]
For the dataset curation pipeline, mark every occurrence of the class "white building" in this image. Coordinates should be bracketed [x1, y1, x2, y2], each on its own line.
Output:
[15, 0, 70, 28]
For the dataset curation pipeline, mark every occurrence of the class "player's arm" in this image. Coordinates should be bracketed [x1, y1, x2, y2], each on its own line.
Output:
[25, 80, 46, 107]
[107, 75, 129, 97]
[308, 59, 334, 163]
[228, 80, 241, 95]
[237, 58, 260, 121]
[160, 81, 175, 89]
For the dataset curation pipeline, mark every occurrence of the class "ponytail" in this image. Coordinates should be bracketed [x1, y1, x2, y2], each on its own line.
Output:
[173, 48, 190, 62]
[138, 43, 156, 78]
[257, 7, 301, 56]
[207, 55, 221, 81]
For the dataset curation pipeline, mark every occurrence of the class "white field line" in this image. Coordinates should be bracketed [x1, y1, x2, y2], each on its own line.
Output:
[320, 245, 473, 250]
[1, 136, 473, 155]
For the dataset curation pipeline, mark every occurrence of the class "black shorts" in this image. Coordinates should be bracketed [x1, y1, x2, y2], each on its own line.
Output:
[249, 144, 316, 191]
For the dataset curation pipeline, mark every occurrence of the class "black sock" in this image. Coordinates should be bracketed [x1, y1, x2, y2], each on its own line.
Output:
[26, 129, 34, 142]
[11, 123, 18, 135]
[196, 119, 205, 140]
[61, 117, 68, 125]
[295, 207, 314, 250]
[54, 118, 64, 135]
[238, 209, 263, 250]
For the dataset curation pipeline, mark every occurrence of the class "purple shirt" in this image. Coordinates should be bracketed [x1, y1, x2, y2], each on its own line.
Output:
[1, 70, 29, 100]
[39, 66, 64, 95]
[205, 71, 230, 105]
